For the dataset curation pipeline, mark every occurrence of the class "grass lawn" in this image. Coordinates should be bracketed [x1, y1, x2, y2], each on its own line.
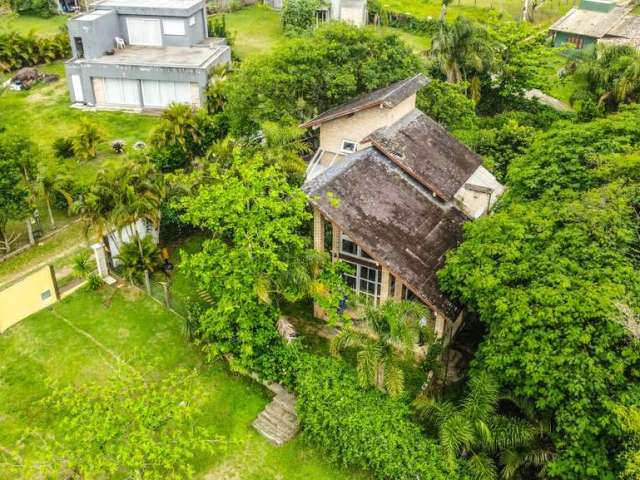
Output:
[0, 221, 85, 287]
[221, 5, 286, 59]
[0, 288, 367, 479]
[380, 0, 571, 24]
[0, 61, 159, 183]
[0, 13, 68, 36]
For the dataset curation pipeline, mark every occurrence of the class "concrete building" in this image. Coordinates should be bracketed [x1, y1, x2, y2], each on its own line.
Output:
[64, 0, 231, 111]
[550, 0, 640, 49]
[301, 74, 504, 338]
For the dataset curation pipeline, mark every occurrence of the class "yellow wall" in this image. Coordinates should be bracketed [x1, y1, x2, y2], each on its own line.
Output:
[0, 266, 59, 334]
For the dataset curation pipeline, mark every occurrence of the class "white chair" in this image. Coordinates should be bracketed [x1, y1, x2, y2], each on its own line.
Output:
[114, 37, 126, 49]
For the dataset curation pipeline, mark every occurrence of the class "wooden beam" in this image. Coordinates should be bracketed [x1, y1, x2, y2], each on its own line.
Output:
[331, 223, 341, 262]
[379, 268, 390, 304]
[393, 277, 403, 300]
[313, 207, 324, 252]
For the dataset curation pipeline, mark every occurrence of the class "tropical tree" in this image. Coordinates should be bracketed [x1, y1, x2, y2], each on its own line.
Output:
[116, 236, 161, 286]
[281, 0, 322, 34]
[572, 44, 640, 111]
[429, 17, 497, 100]
[149, 103, 203, 170]
[330, 300, 433, 398]
[74, 120, 103, 162]
[259, 121, 310, 184]
[111, 160, 165, 292]
[414, 372, 553, 480]
[0, 149, 30, 253]
[176, 149, 310, 368]
[72, 170, 116, 244]
[224, 22, 422, 135]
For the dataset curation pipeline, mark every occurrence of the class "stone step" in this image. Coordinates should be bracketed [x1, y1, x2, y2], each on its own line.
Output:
[252, 390, 300, 446]
[273, 393, 297, 415]
[258, 412, 298, 430]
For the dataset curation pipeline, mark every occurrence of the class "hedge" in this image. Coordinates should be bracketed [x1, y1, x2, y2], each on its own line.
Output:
[0, 30, 70, 73]
[294, 354, 460, 480]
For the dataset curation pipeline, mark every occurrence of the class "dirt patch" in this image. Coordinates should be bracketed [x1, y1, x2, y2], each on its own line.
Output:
[120, 285, 144, 302]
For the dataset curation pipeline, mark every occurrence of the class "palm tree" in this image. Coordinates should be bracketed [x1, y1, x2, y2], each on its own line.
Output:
[205, 63, 231, 115]
[150, 103, 202, 164]
[116, 236, 161, 286]
[111, 161, 165, 293]
[330, 300, 433, 398]
[74, 120, 103, 162]
[260, 121, 311, 184]
[573, 44, 640, 111]
[414, 372, 553, 479]
[72, 171, 116, 244]
[429, 17, 497, 100]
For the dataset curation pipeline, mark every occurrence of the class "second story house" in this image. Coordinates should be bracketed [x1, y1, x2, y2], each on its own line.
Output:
[301, 74, 504, 339]
[64, 0, 231, 112]
[266, 0, 367, 26]
[549, 0, 640, 49]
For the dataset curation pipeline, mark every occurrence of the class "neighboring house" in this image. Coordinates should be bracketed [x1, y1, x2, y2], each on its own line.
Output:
[317, 0, 367, 25]
[266, 0, 368, 26]
[549, 0, 640, 49]
[64, 0, 231, 112]
[301, 74, 504, 339]
[106, 218, 159, 267]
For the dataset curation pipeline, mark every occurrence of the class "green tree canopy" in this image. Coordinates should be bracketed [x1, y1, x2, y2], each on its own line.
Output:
[224, 23, 422, 135]
[439, 107, 640, 479]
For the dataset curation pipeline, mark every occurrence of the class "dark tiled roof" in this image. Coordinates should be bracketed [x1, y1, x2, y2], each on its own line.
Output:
[303, 148, 466, 319]
[365, 110, 482, 201]
[299, 74, 429, 128]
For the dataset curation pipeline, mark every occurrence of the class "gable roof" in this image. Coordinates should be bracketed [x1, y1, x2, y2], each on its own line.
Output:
[550, 6, 629, 38]
[303, 148, 466, 319]
[365, 110, 482, 202]
[299, 74, 429, 128]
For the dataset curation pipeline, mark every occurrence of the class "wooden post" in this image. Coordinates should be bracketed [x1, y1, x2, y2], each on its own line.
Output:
[379, 268, 390, 305]
[313, 207, 324, 252]
[331, 223, 341, 262]
[393, 277, 403, 300]
[434, 312, 446, 339]
[26, 218, 35, 245]
[160, 281, 171, 308]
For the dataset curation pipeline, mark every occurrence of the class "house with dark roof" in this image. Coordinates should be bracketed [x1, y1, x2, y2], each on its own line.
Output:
[549, 0, 640, 49]
[301, 74, 504, 339]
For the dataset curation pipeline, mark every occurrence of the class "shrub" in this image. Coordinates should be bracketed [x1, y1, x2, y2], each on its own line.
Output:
[111, 139, 126, 154]
[281, 0, 321, 35]
[294, 354, 458, 480]
[85, 273, 103, 290]
[52, 137, 75, 159]
[74, 120, 103, 162]
[9, 0, 57, 16]
[0, 31, 69, 72]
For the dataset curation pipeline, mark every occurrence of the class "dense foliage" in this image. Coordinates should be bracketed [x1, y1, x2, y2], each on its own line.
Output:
[29, 369, 221, 479]
[0, 31, 69, 72]
[281, 0, 322, 34]
[224, 23, 422, 135]
[8, 0, 57, 16]
[296, 354, 456, 480]
[176, 151, 310, 367]
[440, 106, 640, 479]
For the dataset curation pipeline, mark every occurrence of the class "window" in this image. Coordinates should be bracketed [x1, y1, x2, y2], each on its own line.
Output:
[127, 18, 162, 46]
[343, 260, 382, 304]
[340, 139, 357, 154]
[41, 290, 51, 301]
[567, 34, 584, 49]
[189, 15, 196, 26]
[340, 234, 372, 260]
[162, 19, 185, 36]
[141, 80, 191, 108]
[103, 78, 141, 106]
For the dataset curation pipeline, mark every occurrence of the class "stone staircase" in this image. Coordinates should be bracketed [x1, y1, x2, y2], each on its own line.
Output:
[252, 385, 299, 446]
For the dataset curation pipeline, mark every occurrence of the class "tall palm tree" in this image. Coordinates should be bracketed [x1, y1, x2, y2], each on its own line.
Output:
[116, 236, 162, 286]
[111, 161, 165, 293]
[429, 17, 497, 99]
[72, 170, 116, 244]
[331, 300, 433, 398]
[573, 44, 640, 111]
[414, 372, 553, 479]
[150, 103, 202, 163]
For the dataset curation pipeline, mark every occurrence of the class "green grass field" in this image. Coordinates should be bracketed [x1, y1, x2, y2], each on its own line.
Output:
[0, 13, 68, 36]
[0, 62, 159, 183]
[221, 5, 432, 59]
[0, 288, 367, 479]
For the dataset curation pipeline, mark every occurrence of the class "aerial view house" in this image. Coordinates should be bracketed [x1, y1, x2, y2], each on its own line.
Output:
[64, 0, 231, 111]
[302, 74, 504, 339]
[549, 0, 640, 49]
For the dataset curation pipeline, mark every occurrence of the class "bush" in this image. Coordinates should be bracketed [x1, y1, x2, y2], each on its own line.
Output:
[52, 137, 75, 159]
[294, 354, 458, 480]
[281, 0, 321, 35]
[111, 139, 126, 154]
[9, 0, 57, 17]
[0, 31, 69, 72]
